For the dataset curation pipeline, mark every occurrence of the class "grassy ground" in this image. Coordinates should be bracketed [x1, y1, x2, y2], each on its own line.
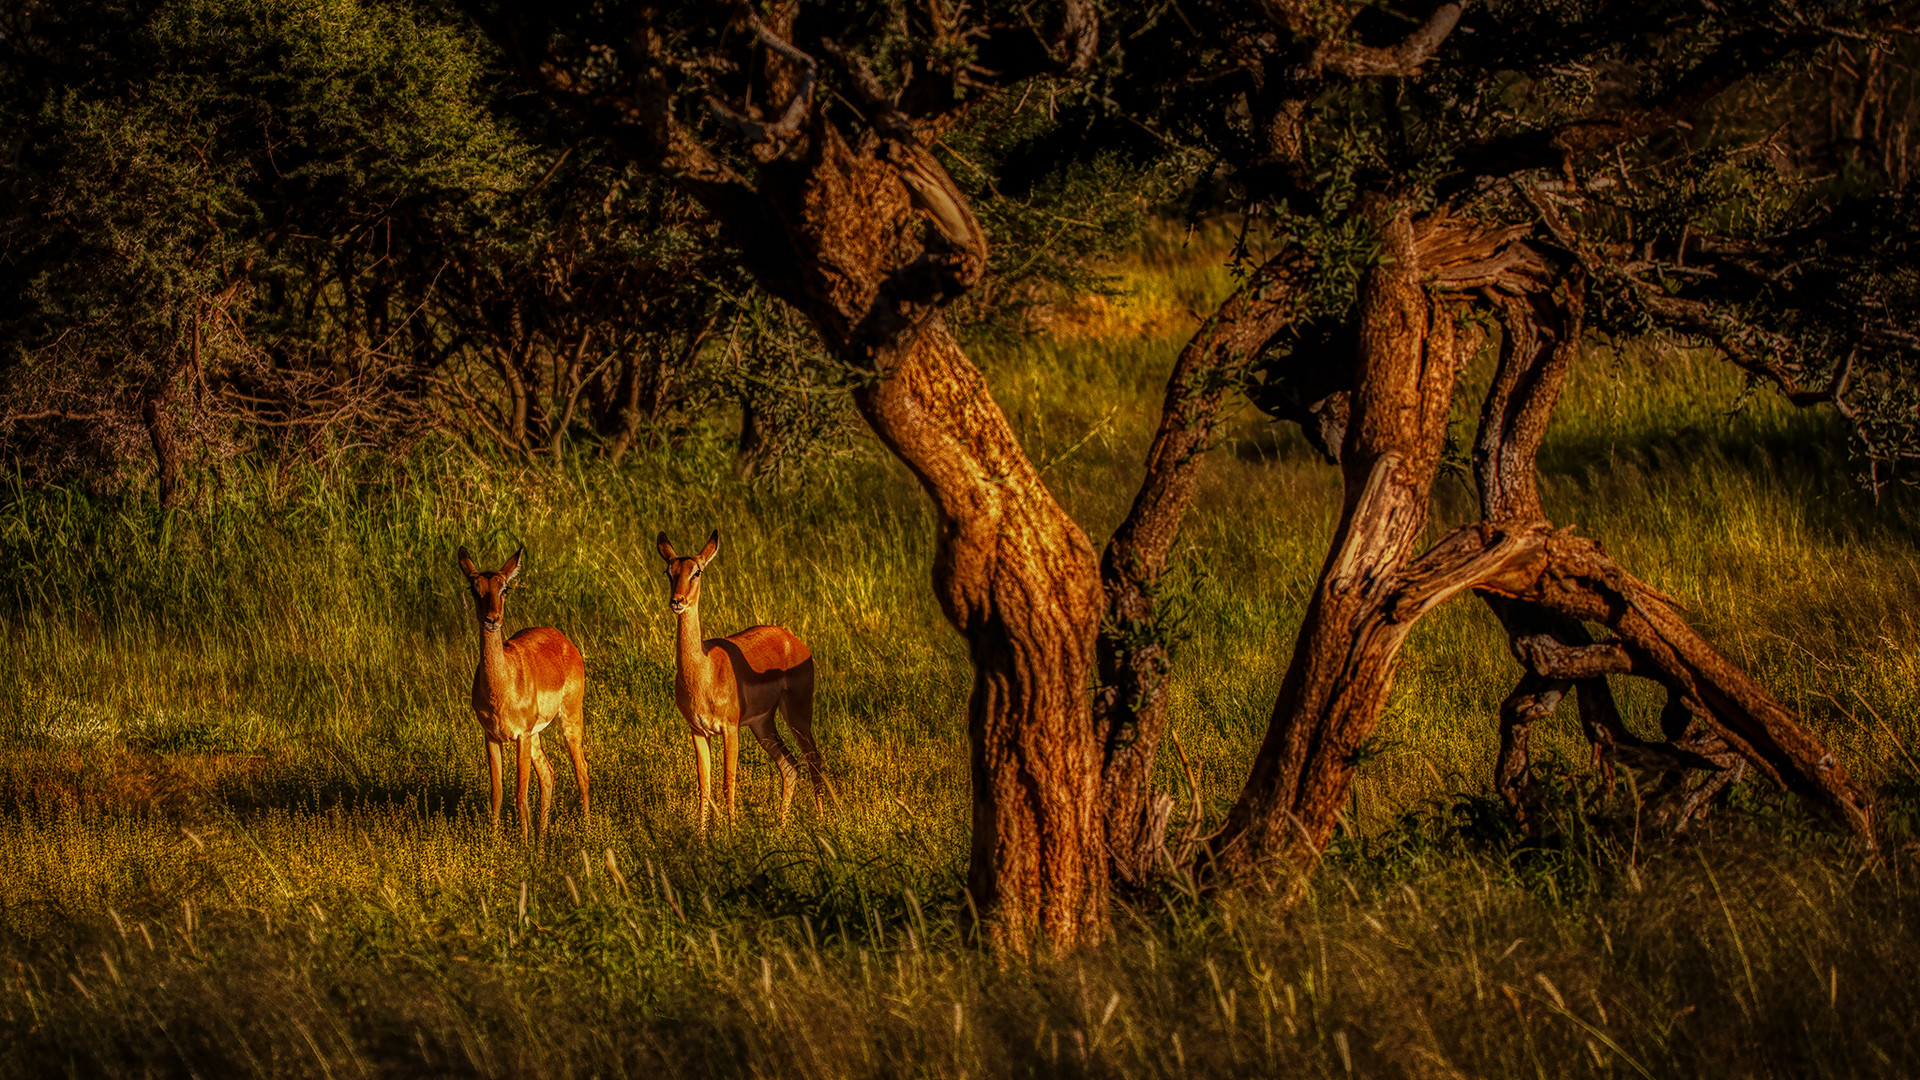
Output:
[2, 248, 1919, 1076]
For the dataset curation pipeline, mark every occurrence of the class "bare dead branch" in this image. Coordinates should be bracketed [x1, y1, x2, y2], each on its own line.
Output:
[1, 408, 111, 423]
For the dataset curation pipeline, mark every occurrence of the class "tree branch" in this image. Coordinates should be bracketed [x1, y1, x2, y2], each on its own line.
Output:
[704, 15, 817, 145]
[1318, 3, 1466, 78]
[1444, 19, 1868, 187]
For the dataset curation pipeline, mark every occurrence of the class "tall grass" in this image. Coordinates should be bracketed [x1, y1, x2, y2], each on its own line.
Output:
[2, 252, 1919, 1076]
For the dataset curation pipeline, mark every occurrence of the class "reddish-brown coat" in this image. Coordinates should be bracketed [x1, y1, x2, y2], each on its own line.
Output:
[459, 546, 589, 842]
[658, 531, 828, 832]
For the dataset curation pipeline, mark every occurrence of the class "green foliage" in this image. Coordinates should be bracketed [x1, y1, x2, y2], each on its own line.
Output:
[941, 86, 1171, 334]
[0, 0, 878, 492]
[0, 0, 525, 483]
[1076, 0, 1917, 484]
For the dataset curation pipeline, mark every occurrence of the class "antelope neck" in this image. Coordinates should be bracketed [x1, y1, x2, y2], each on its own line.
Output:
[675, 604, 712, 687]
[479, 623, 515, 690]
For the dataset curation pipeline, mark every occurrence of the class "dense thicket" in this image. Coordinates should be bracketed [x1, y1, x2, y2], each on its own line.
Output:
[0, 0, 1141, 499]
[0, 0, 730, 494]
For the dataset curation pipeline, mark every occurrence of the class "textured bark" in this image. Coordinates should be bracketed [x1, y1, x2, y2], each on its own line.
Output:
[1466, 273, 1874, 844]
[855, 322, 1104, 953]
[692, 104, 1105, 951]
[1096, 249, 1312, 886]
[1472, 275, 1626, 822]
[1210, 213, 1496, 882]
[1475, 285, 1583, 526]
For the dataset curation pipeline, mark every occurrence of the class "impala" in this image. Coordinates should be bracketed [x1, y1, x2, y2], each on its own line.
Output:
[658, 530, 829, 831]
[458, 546, 589, 842]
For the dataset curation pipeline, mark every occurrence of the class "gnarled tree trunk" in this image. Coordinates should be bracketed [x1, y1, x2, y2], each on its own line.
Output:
[1464, 274, 1875, 843]
[724, 103, 1109, 952]
[857, 320, 1105, 951]
[1210, 212, 1487, 883]
[1096, 249, 1311, 886]
[1201, 212, 1877, 886]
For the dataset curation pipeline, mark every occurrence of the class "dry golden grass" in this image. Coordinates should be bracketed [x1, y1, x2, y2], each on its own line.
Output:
[0, 249, 1916, 1076]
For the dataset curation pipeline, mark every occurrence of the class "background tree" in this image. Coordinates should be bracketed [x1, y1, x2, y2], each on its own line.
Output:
[0, 0, 855, 497]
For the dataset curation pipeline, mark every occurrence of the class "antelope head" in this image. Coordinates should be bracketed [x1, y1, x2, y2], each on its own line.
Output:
[458, 546, 523, 635]
[657, 530, 719, 614]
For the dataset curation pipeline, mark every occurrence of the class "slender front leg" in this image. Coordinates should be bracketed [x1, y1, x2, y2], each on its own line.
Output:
[515, 733, 534, 843]
[531, 736, 556, 843]
[691, 732, 713, 836]
[486, 739, 504, 836]
[722, 724, 740, 826]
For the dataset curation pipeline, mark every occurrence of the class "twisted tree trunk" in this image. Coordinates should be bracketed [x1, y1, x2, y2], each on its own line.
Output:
[1210, 212, 1492, 882]
[1096, 249, 1312, 886]
[1202, 213, 1877, 885]
[855, 320, 1105, 952]
[1466, 275, 1875, 843]
[733, 119, 1107, 952]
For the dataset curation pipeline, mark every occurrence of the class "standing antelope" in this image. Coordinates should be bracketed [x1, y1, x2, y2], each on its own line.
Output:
[658, 530, 829, 832]
[458, 546, 589, 842]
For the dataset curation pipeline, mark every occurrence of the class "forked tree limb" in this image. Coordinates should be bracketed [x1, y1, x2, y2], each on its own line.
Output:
[1485, 531, 1876, 842]
[1209, 216, 1874, 885]
[1464, 271, 1873, 842]
[1208, 211, 1503, 883]
[1096, 148, 1552, 890]
[704, 15, 817, 146]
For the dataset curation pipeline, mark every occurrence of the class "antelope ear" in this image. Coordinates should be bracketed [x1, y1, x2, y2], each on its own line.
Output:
[656, 532, 677, 563]
[457, 546, 478, 578]
[697, 529, 719, 568]
[501, 546, 523, 585]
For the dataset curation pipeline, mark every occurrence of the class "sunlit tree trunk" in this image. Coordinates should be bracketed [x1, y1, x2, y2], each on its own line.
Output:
[1211, 212, 1485, 882]
[731, 125, 1109, 952]
[856, 320, 1105, 951]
